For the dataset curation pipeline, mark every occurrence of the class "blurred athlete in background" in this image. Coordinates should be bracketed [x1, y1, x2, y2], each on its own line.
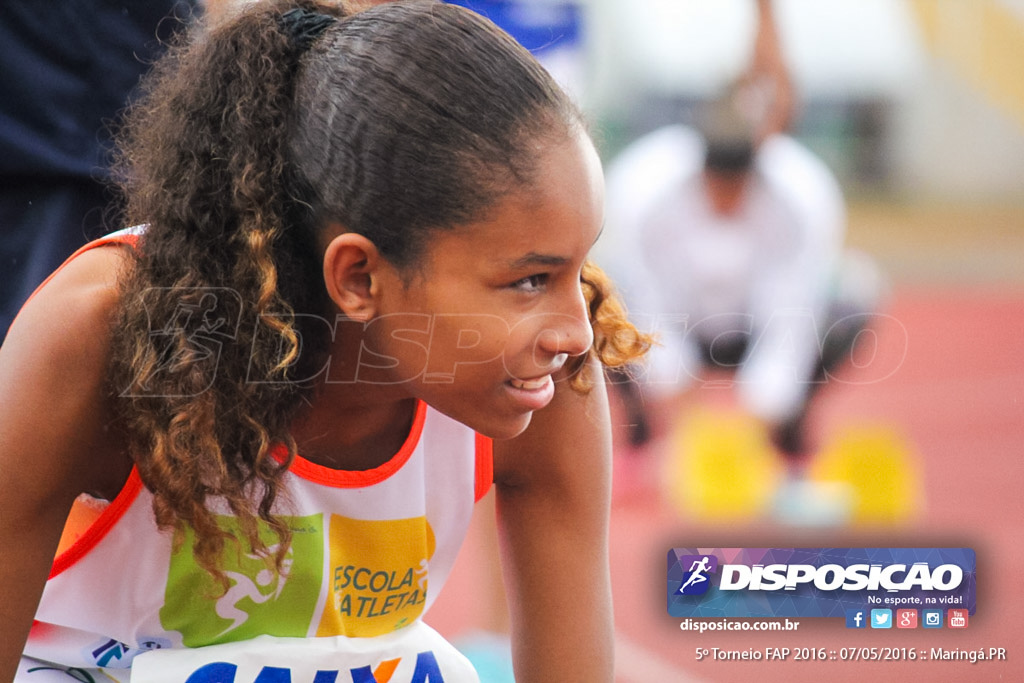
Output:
[599, 0, 883, 507]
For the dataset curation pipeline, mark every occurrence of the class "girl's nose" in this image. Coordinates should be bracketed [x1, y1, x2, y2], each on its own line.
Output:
[536, 287, 594, 360]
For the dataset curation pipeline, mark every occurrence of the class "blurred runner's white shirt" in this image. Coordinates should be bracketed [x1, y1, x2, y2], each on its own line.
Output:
[599, 124, 845, 423]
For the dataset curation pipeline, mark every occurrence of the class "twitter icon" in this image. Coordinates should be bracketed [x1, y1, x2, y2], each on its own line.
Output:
[870, 609, 893, 629]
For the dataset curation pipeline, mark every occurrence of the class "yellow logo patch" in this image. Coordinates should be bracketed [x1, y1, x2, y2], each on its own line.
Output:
[317, 515, 436, 637]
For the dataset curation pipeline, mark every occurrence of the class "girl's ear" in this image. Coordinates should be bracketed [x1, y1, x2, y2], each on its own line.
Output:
[322, 230, 383, 321]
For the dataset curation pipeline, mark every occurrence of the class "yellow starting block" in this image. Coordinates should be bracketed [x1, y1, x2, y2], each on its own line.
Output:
[662, 408, 922, 526]
[663, 408, 783, 522]
[809, 425, 922, 525]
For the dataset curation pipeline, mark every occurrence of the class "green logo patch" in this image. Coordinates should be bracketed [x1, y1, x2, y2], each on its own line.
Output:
[160, 514, 324, 646]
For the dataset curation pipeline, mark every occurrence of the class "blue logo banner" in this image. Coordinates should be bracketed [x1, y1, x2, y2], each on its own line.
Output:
[667, 548, 976, 618]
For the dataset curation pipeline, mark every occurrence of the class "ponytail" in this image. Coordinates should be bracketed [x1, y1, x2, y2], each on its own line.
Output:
[109, 0, 348, 589]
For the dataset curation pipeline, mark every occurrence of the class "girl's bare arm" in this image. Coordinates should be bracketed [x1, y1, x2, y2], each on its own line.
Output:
[493, 360, 615, 682]
[0, 247, 130, 678]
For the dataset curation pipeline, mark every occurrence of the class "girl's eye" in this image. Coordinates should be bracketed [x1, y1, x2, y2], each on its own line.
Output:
[512, 274, 548, 293]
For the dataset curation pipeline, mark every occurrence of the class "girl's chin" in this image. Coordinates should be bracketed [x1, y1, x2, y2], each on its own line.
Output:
[467, 410, 535, 442]
[422, 387, 540, 440]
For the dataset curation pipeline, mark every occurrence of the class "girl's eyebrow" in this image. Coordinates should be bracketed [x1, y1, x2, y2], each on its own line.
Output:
[507, 253, 569, 269]
[506, 224, 605, 270]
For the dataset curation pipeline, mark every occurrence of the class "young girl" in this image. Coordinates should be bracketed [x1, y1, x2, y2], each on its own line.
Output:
[0, 1, 647, 680]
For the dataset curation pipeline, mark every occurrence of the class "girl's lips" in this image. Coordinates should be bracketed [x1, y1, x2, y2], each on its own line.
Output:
[504, 374, 555, 411]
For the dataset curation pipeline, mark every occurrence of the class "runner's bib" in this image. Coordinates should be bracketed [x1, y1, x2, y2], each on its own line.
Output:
[130, 623, 479, 682]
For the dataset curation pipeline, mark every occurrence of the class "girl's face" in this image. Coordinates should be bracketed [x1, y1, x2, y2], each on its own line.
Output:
[368, 130, 604, 440]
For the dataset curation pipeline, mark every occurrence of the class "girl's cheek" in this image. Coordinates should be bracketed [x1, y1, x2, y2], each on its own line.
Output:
[422, 315, 512, 382]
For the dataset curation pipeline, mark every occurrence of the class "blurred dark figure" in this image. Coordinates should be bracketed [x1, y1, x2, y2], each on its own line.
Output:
[0, 1, 198, 338]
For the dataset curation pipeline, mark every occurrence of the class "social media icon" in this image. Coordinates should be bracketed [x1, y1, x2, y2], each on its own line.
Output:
[948, 609, 969, 629]
[922, 609, 943, 628]
[896, 609, 918, 628]
[870, 609, 892, 629]
[845, 609, 867, 629]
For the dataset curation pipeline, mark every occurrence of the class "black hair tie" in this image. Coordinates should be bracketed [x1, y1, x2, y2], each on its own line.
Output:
[279, 8, 337, 51]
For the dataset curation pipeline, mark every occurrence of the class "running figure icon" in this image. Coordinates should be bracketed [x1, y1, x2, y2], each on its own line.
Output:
[214, 544, 293, 638]
[678, 556, 712, 594]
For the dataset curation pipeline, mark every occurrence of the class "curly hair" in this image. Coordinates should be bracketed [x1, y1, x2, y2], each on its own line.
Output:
[108, 0, 649, 589]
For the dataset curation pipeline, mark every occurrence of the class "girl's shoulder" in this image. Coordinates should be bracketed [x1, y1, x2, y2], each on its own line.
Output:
[1, 240, 133, 498]
[7, 240, 130, 352]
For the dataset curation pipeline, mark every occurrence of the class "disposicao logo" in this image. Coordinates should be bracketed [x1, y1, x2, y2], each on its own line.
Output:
[667, 548, 976, 619]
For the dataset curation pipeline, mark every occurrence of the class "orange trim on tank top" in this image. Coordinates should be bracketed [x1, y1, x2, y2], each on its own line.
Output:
[275, 399, 428, 487]
[474, 433, 494, 502]
[49, 468, 145, 579]
[25, 231, 140, 305]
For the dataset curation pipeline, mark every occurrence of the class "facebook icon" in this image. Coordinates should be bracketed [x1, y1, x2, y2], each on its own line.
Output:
[846, 609, 867, 629]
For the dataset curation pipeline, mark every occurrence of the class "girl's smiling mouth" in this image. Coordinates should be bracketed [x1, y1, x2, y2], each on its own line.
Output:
[505, 374, 556, 411]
